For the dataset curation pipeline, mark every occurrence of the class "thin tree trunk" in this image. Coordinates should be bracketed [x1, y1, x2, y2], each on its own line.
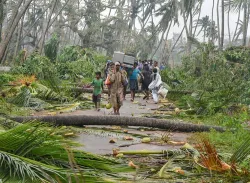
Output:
[151, 21, 173, 59]
[0, 0, 4, 42]
[171, 26, 185, 52]
[242, 3, 248, 46]
[14, 13, 25, 58]
[39, 0, 58, 54]
[0, 0, 33, 63]
[183, 1, 193, 53]
[232, 6, 241, 42]
[220, 0, 224, 49]
[2, 41, 9, 64]
[13, 115, 225, 132]
[217, 0, 221, 48]
[204, 29, 206, 42]
[193, 1, 202, 37]
[183, 14, 190, 52]
[5, 0, 24, 38]
[227, 1, 231, 43]
[210, 0, 215, 42]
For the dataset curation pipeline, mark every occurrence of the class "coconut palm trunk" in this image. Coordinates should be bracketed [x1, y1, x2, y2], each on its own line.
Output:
[220, 0, 225, 49]
[71, 87, 193, 95]
[13, 115, 225, 132]
[227, 1, 231, 43]
[242, 2, 248, 46]
[210, 0, 215, 42]
[0, 0, 4, 42]
[217, 0, 221, 47]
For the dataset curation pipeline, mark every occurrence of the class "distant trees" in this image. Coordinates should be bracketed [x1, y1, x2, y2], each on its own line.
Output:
[0, 0, 249, 64]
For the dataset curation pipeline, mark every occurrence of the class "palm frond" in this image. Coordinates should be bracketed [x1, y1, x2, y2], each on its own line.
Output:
[0, 150, 61, 182]
[230, 135, 250, 163]
[0, 122, 134, 182]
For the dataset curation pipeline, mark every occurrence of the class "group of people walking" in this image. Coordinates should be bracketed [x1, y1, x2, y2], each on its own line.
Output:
[89, 60, 163, 115]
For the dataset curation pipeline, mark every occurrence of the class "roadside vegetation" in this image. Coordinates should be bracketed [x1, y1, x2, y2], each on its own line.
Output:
[0, 42, 250, 182]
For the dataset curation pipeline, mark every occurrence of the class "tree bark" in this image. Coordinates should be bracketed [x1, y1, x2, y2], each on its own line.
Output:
[242, 3, 248, 46]
[38, 0, 58, 54]
[233, 8, 241, 42]
[0, 0, 33, 64]
[12, 115, 225, 132]
[227, 1, 231, 44]
[217, 0, 221, 48]
[0, 0, 4, 42]
[71, 87, 193, 95]
[210, 0, 215, 42]
[220, 0, 224, 49]
[14, 11, 25, 58]
[193, 1, 202, 37]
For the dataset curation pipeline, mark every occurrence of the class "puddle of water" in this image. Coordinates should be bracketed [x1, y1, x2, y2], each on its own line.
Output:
[75, 133, 181, 155]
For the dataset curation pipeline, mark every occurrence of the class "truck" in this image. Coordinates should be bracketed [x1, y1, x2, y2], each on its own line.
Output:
[112, 51, 135, 68]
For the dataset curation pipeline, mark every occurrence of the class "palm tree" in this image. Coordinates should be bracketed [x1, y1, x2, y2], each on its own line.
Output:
[206, 21, 219, 41]
[151, 0, 180, 57]
[195, 16, 210, 42]
[225, 0, 250, 46]
[180, 0, 204, 52]
[210, 0, 215, 42]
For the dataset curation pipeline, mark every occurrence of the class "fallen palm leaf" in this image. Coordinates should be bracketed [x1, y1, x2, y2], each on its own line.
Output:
[196, 138, 231, 172]
[58, 102, 80, 113]
[159, 160, 172, 178]
[63, 132, 75, 137]
[168, 141, 186, 146]
[113, 149, 182, 156]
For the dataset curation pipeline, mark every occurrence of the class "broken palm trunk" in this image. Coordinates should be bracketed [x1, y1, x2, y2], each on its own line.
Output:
[12, 115, 225, 132]
[68, 87, 193, 95]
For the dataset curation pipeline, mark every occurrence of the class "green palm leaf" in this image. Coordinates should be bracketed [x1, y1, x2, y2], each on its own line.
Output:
[0, 122, 133, 182]
[230, 135, 250, 163]
[0, 150, 61, 182]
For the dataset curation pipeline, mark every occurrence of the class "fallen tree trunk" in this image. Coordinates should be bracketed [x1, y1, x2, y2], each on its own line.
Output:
[12, 115, 225, 132]
[72, 87, 193, 95]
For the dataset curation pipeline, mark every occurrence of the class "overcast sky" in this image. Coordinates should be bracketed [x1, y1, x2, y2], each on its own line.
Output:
[168, 0, 244, 41]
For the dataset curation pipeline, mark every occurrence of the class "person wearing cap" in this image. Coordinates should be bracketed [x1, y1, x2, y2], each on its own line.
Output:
[109, 61, 125, 115]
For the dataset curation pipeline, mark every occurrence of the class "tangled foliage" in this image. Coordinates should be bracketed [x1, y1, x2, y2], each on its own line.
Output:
[224, 46, 250, 64]
[57, 46, 84, 63]
[0, 73, 15, 87]
[11, 53, 56, 80]
[11, 47, 109, 82]
[44, 34, 59, 61]
[57, 46, 109, 80]
[163, 44, 250, 115]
